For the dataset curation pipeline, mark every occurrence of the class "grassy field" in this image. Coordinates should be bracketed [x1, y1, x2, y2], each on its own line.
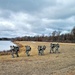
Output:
[0, 41, 75, 75]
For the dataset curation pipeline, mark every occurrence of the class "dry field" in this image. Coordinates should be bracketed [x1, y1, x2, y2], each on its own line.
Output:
[0, 41, 75, 75]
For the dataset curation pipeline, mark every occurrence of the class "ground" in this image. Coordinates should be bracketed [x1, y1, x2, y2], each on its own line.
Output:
[0, 41, 75, 75]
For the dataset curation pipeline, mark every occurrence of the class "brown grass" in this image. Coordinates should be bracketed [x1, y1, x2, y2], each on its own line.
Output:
[0, 41, 75, 75]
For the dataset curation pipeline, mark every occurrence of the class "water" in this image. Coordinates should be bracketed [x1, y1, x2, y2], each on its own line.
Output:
[0, 41, 17, 51]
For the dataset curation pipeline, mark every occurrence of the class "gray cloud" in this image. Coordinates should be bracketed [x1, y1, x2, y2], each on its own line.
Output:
[0, 0, 75, 37]
[0, 0, 56, 12]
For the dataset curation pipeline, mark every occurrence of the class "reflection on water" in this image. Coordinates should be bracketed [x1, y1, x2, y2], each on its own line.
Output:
[0, 41, 17, 51]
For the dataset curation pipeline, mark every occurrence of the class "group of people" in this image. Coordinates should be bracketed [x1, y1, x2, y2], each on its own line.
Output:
[10, 43, 60, 58]
[50, 43, 60, 53]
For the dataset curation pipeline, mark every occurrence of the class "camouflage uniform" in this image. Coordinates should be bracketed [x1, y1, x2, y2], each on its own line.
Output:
[50, 43, 60, 53]
[10, 46, 19, 58]
[38, 46, 43, 55]
[42, 45, 46, 55]
[14, 46, 19, 57]
[55, 44, 60, 53]
[25, 46, 31, 56]
[50, 43, 55, 53]
[38, 45, 46, 55]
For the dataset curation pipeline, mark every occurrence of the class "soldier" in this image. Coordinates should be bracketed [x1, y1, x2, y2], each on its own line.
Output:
[14, 46, 19, 57]
[10, 45, 19, 58]
[25, 45, 31, 56]
[38, 46, 43, 55]
[55, 43, 60, 53]
[42, 45, 46, 55]
[43, 45, 46, 50]
[38, 45, 46, 55]
[10, 45, 14, 58]
[50, 43, 55, 53]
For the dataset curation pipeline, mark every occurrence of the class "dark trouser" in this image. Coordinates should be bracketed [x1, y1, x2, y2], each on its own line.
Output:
[15, 51, 19, 57]
[55, 48, 59, 53]
[50, 48, 54, 53]
[38, 50, 43, 55]
[26, 51, 30, 56]
[11, 51, 19, 58]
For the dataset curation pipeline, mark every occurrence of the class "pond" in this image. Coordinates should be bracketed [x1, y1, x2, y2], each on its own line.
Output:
[0, 41, 17, 51]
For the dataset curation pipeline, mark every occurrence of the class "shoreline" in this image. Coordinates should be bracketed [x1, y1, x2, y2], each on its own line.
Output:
[0, 41, 21, 55]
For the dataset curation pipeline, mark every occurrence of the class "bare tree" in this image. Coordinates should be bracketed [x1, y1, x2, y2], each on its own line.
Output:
[71, 26, 75, 36]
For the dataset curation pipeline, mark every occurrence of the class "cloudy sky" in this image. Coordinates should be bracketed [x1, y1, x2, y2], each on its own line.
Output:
[0, 0, 75, 38]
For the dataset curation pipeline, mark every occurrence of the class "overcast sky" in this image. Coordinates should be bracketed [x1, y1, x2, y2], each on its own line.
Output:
[0, 0, 75, 38]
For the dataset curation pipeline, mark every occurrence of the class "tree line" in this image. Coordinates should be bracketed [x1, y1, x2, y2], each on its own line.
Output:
[0, 26, 75, 43]
[12, 26, 75, 43]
